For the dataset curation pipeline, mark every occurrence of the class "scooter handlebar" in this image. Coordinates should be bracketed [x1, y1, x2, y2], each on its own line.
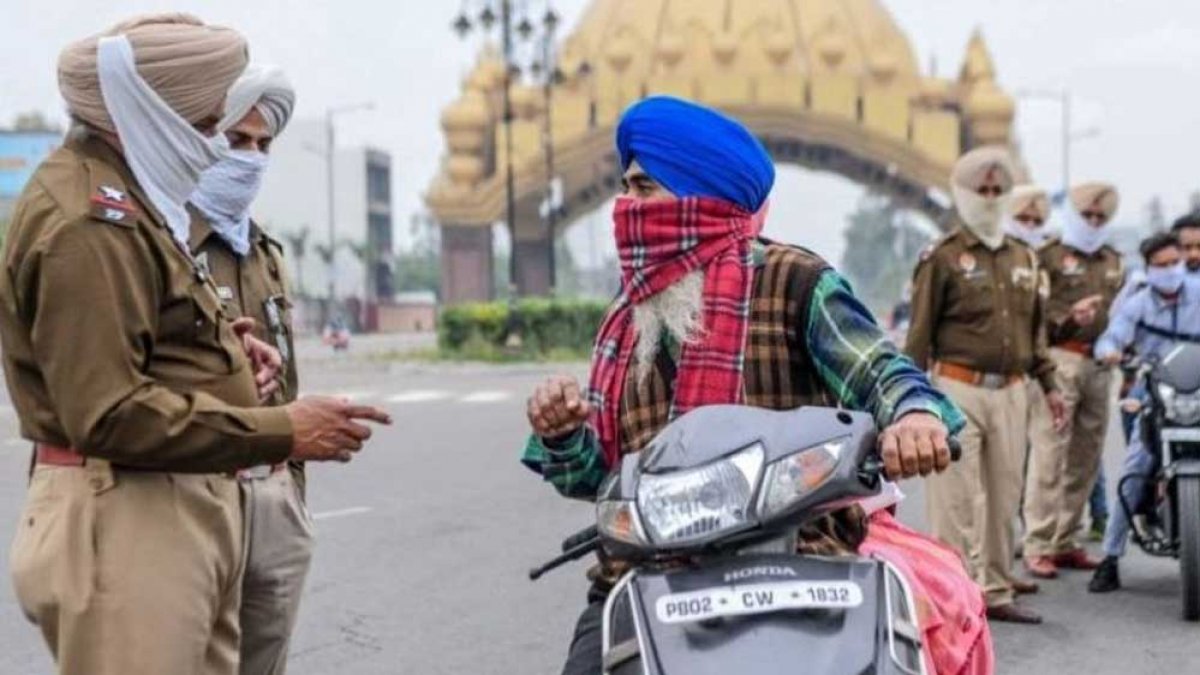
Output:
[949, 436, 962, 463]
[561, 525, 599, 553]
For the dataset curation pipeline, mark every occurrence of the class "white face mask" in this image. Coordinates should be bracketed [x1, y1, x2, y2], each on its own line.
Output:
[1061, 206, 1109, 255]
[952, 183, 1009, 250]
[1147, 262, 1186, 295]
[1004, 215, 1050, 248]
[97, 35, 228, 250]
[190, 149, 270, 256]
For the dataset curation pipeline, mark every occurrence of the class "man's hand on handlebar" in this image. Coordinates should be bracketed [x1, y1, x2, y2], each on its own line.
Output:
[879, 411, 951, 479]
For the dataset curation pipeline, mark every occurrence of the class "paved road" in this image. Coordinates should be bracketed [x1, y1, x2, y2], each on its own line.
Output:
[0, 358, 1197, 673]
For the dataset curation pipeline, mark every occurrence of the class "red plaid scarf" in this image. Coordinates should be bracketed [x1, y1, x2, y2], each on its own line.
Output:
[587, 196, 764, 468]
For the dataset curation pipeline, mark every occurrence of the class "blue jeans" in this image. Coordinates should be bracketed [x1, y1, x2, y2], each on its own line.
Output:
[1102, 418, 1157, 558]
[1090, 464, 1109, 522]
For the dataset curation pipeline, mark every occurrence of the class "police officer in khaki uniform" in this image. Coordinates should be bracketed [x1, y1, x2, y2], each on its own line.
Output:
[1022, 183, 1123, 579]
[906, 146, 1067, 625]
[2, 16, 389, 675]
[189, 65, 311, 675]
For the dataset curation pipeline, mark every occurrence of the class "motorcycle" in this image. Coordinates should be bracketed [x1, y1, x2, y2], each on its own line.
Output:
[1120, 344, 1200, 621]
[530, 404, 960, 674]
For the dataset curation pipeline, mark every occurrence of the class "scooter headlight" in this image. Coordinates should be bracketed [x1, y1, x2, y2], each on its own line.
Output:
[758, 438, 847, 519]
[635, 444, 764, 547]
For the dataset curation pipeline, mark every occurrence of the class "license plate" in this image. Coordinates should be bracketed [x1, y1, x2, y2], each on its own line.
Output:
[654, 580, 863, 624]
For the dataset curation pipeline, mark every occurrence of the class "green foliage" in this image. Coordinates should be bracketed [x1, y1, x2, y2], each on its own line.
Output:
[839, 194, 931, 315]
[393, 248, 440, 296]
[438, 298, 608, 361]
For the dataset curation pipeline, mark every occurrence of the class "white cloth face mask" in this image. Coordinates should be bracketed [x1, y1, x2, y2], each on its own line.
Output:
[190, 150, 270, 257]
[96, 35, 229, 249]
[1061, 206, 1109, 255]
[952, 184, 1009, 250]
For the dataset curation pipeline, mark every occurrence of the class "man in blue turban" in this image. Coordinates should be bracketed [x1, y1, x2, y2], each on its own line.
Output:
[520, 97, 985, 675]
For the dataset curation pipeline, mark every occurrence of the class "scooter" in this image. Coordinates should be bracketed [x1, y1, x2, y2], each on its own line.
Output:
[531, 405, 960, 674]
[1120, 344, 1200, 620]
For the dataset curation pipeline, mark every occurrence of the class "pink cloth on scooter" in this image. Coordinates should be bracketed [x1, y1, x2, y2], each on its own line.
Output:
[859, 510, 994, 675]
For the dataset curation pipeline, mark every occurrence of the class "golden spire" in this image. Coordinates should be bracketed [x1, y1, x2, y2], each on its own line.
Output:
[959, 29, 997, 87]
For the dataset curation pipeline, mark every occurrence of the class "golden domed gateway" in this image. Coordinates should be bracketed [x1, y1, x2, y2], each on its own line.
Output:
[427, 0, 1019, 303]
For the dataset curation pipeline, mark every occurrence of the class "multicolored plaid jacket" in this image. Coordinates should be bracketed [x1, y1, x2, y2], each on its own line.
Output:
[522, 243, 965, 500]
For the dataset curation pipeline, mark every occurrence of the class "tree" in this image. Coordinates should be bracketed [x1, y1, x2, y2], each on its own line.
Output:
[10, 111, 60, 133]
[839, 193, 932, 316]
[279, 225, 310, 297]
[391, 212, 441, 297]
[393, 248, 440, 296]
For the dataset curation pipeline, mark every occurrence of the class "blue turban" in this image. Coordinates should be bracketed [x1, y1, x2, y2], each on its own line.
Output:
[616, 96, 775, 213]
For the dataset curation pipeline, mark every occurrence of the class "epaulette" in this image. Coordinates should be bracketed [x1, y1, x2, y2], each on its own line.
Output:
[85, 161, 137, 228]
[261, 230, 287, 256]
[917, 231, 956, 264]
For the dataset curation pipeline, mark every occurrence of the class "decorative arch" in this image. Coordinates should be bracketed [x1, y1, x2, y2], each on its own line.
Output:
[426, 0, 1018, 303]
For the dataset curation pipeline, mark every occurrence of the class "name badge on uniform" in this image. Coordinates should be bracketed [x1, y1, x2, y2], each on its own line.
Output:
[1062, 253, 1084, 276]
[263, 295, 291, 366]
[194, 252, 211, 282]
[217, 286, 234, 302]
[1012, 266, 1034, 285]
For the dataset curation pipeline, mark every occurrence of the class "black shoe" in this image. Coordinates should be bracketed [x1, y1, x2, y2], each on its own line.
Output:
[1088, 556, 1121, 593]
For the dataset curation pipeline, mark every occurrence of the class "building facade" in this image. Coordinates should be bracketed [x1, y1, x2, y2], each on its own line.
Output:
[0, 130, 61, 220]
[253, 119, 396, 331]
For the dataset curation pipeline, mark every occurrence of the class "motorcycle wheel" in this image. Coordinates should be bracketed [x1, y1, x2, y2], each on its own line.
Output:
[1180, 477, 1200, 621]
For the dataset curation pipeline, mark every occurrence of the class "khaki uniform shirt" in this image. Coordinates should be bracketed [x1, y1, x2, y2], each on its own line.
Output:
[1037, 238, 1125, 346]
[190, 215, 305, 492]
[0, 132, 293, 473]
[905, 228, 1058, 392]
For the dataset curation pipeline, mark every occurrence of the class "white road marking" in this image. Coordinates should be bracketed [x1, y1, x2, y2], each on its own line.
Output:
[386, 390, 451, 404]
[330, 390, 378, 402]
[312, 506, 373, 521]
[459, 391, 513, 404]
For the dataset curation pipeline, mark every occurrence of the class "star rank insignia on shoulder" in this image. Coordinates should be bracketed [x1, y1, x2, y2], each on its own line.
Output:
[88, 184, 137, 227]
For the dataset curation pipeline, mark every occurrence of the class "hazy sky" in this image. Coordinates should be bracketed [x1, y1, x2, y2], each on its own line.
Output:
[3, 0, 1199, 265]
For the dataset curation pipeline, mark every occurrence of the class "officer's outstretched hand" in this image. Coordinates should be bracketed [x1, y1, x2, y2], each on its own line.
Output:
[286, 396, 393, 463]
[879, 411, 951, 479]
[528, 375, 591, 441]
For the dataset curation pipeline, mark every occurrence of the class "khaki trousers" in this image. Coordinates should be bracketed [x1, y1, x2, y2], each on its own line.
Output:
[927, 375, 1029, 607]
[238, 469, 315, 675]
[1023, 349, 1112, 557]
[10, 462, 245, 675]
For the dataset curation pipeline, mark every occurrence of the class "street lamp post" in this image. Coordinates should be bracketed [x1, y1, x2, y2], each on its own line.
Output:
[1015, 88, 1101, 195]
[321, 102, 374, 324]
[454, 0, 562, 299]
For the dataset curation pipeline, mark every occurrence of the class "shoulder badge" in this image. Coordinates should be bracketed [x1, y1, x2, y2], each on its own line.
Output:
[88, 184, 137, 227]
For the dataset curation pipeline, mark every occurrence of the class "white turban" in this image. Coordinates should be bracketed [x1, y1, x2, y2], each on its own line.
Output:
[218, 64, 296, 136]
